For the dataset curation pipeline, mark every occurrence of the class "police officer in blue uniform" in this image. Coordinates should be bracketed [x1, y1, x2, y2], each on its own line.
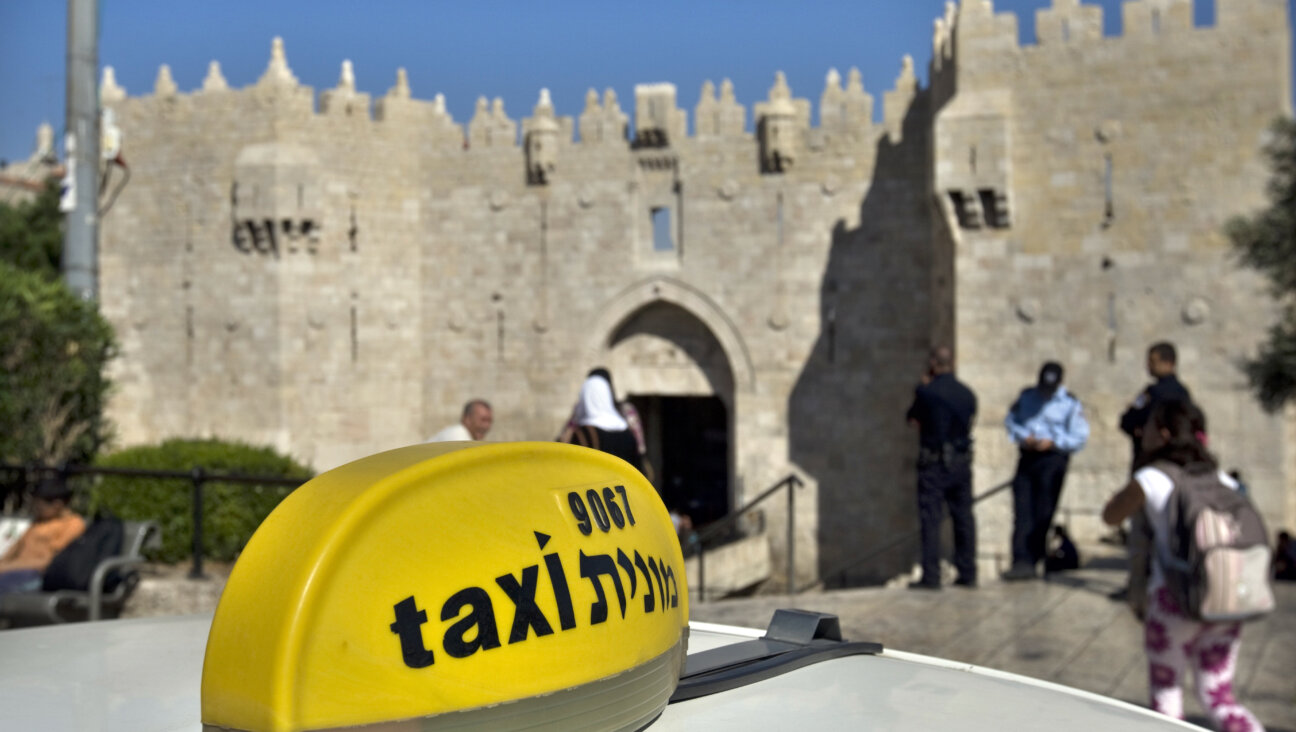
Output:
[1002, 361, 1090, 580]
[905, 346, 978, 590]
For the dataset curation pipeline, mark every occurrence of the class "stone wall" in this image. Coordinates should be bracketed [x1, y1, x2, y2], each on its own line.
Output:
[97, 0, 1295, 589]
[933, 0, 1294, 568]
[99, 39, 941, 588]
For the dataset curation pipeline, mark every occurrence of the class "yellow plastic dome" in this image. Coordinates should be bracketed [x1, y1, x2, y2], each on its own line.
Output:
[201, 441, 688, 732]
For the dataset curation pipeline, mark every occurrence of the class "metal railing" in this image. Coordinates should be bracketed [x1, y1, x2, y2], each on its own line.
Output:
[799, 477, 1014, 593]
[1, 463, 307, 579]
[687, 473, 803, 601]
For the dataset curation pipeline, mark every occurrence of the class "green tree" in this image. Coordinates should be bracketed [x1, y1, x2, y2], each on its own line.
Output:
[0, 259, 116, 465]
[1227, 119, 1296, 412]
[0, 179, 63, 278]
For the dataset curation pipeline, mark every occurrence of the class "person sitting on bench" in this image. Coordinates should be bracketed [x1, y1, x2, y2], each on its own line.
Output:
[0, 479, 85, 593]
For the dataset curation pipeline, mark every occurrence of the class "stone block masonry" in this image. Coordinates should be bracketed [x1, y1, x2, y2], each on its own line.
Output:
[97, 0, 1294, 589]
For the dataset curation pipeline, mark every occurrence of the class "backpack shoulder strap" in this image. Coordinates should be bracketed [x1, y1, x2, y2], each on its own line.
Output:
[570, 425, 600, 451]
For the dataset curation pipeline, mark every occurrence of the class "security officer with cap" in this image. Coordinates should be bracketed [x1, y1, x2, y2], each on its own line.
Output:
[905, 345, 978, 590]
[1002, 361, 1089, 580]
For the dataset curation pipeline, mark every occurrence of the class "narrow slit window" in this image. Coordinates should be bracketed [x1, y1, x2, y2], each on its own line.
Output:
[349, 204, 359, 252]
[651, 207, 674, 251]
[947, 191, 970, 229]
[1151, 9, 1161, 34]
[350, 304, 358, 363]
[1061, 18, 1071, 42]
[1103, 153, 1115, 225]
[978, 189, 1000, 228]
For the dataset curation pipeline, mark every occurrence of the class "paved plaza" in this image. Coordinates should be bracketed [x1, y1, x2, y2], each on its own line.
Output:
[692, 549, 1296, 731]
[105, 546, 1296, 730]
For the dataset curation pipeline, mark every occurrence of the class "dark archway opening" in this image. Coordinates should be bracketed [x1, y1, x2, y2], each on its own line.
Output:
[628, 395, 729, 526]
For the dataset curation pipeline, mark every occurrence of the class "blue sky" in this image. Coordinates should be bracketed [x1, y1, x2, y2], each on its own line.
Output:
[0, 0, 1288, 164]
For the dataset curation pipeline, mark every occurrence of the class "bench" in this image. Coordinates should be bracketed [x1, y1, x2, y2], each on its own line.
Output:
[0, 520, 161, 627]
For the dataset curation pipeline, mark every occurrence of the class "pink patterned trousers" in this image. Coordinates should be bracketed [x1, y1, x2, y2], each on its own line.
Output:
[1144, 586, 1265, 731]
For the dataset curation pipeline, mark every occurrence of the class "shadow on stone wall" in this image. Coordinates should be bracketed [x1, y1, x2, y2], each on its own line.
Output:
[788, 92, 940, 588]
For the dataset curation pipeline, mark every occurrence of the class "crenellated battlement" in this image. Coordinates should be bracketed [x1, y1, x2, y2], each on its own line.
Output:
[97, 0, 1289, 189]
[953, 0, 1020, 55]
[694, 79, 745, 138]
[1122, 0, 1194, 37]
[933, 0, 1289, 61]
[101, 37, 917, 159]
[882, 56, 919, 143]
[1035, 0, 1103, 44]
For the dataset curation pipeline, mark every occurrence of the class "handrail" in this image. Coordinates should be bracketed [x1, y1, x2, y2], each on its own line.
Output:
[1, 463, 304, 486]
[693, 473, 803, 545]
[797, 477, 1014, 593]
[689, 473, 803, 602]
[1, 462, 308, 579]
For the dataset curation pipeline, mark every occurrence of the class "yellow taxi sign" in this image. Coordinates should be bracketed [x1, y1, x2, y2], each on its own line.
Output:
[201, 442, 688, 732]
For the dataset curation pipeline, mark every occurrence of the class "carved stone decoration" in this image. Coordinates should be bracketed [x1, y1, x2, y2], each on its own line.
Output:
[231, 143, 323, 257]
[821, 176, 840, 196]
[579, 88, 629, 144]
[338, 60, 356, 92]
[757, 72, 799, 173]
[257, 37, 299, 87]
[577, 186, 595, 208]
[101, 66, 126, 103]
[1015, 298, 1039, 324]
[489, 189, 510, 211]
[321, 60, 373, 116]
[1095, 120, 1123, 144]
[447, 305, 466, 333]
[154, 65, 178, 97]
[695, 80, 718, 135]
[767, 310, 789, 331]
[389, 68, 411, 99]
[1182, 297, 1211, 325]
[525, 89, 559, 185]
[819, 67, 873, 137]
[201, 61, 229, 92]
[633, 83, 686, 147]
[469, 96, 517, 148]
[718, 179, 740, 200]
[35, 123, 55, 161]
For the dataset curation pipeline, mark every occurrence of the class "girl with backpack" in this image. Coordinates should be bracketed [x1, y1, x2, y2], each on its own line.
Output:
[1102, 399, 1266, 731]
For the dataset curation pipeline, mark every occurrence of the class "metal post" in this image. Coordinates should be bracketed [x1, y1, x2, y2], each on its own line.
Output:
[189, 467, 206, 579]
[63, 0, 100, 301]
[694, 532, 705, 604]
[786, 478, 795, 594]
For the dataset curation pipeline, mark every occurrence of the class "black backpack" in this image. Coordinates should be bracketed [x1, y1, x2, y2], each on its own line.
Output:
[41, 513, 125, 593]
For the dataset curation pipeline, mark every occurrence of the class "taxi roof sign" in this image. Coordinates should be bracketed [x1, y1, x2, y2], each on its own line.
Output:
[201, 442, 688, 732]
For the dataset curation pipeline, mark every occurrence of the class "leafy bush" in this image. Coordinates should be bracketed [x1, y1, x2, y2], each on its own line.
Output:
[88, 438, 313, 562]
[0, 259, 115, 466]
[0, 179, 63, 279]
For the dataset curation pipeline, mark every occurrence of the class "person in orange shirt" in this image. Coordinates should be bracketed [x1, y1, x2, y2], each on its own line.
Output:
[0, 478, 86, 593]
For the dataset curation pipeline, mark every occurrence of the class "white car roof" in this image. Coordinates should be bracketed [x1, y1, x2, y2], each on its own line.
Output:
[0, 613, 1195, 732]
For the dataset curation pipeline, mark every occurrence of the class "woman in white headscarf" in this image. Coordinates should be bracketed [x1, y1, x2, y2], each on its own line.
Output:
[561, 369, 647, 476]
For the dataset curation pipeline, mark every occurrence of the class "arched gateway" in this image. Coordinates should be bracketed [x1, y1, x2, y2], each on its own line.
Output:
[589, 278, 753, 525]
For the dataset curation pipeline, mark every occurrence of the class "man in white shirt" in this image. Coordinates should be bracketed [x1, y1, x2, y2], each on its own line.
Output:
[429, 399, 493, 442]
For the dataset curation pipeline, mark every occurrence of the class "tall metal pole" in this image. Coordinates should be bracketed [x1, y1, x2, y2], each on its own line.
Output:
[63, 0, 99, 301]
